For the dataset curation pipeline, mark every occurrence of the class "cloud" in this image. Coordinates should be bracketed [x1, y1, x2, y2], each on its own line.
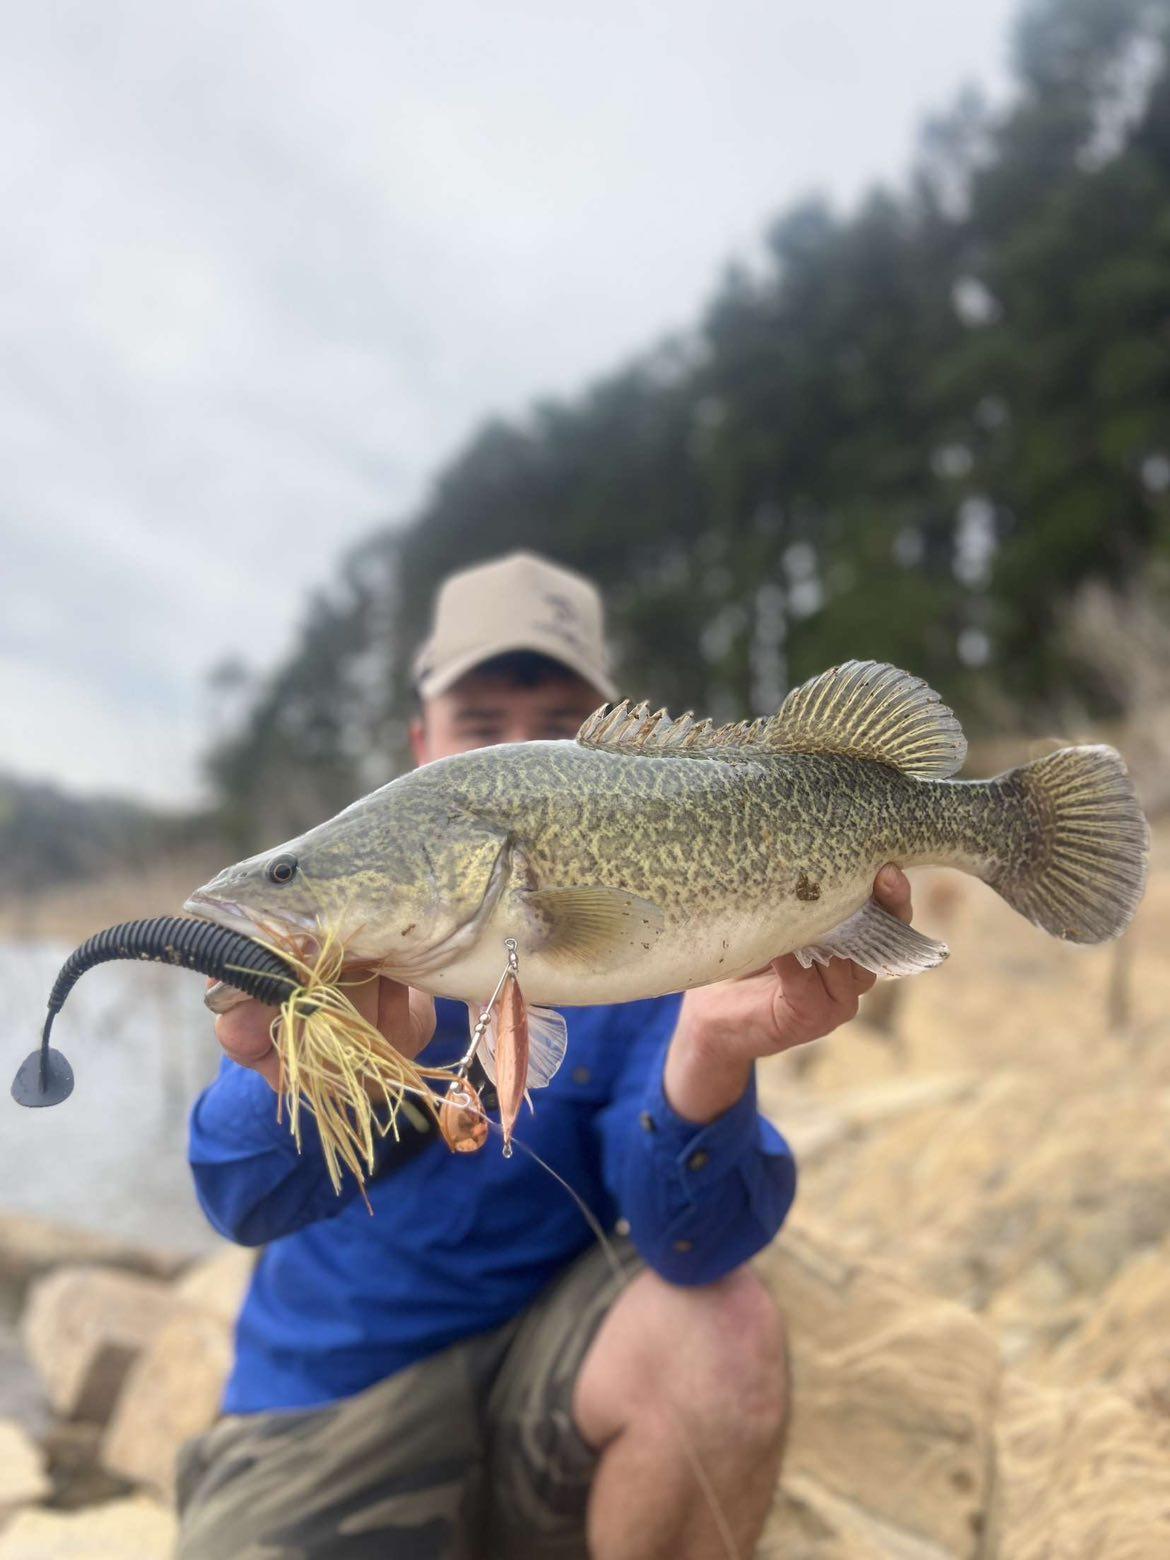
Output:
[0, 0, 1015, 801]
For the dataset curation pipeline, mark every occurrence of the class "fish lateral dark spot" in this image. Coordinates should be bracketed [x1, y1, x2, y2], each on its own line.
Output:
[795, 873, 821, 902]
[401, 923, 416, 936]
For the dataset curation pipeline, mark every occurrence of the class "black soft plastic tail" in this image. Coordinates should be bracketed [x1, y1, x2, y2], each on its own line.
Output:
[11, 916, 303, 1108]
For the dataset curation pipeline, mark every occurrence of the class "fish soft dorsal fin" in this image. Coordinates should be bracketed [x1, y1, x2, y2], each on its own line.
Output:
[576, 662, 966, 777]
[766, 661, 967, 777]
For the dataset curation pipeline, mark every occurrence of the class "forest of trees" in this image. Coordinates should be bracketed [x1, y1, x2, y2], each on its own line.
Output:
[208, 0, 1170, 849]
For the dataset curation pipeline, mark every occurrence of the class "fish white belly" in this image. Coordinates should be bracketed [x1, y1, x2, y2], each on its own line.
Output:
[413, 881, 869, 1008]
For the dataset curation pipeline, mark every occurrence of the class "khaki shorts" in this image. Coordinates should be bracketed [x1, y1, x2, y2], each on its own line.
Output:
[176, 1238, 641, 1560]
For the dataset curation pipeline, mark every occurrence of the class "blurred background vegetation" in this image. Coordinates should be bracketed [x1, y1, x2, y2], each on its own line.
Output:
[9, 0, 1170, 879]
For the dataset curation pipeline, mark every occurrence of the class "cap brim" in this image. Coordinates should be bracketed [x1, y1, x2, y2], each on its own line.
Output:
[416, 632, 617, 703]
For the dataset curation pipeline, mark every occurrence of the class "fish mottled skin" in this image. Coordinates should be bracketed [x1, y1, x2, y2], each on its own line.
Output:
[186, 661, 1149, 1009]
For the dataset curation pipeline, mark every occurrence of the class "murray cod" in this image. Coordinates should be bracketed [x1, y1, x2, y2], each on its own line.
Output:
[186, 661, 1150, 1012]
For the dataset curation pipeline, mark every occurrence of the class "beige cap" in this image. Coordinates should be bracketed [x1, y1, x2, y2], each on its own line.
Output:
[412, 550, 617, 700]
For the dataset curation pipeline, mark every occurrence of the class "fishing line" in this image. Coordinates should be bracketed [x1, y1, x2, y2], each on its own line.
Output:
[13, 916, 744, 1555]
[451, 1100, 743, 1560]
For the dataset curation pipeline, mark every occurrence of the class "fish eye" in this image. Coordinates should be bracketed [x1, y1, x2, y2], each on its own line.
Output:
[266, 855, 298, 886]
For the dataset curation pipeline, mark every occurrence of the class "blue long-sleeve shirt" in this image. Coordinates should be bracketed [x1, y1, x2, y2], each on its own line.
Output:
[188, 994, 797, 1413]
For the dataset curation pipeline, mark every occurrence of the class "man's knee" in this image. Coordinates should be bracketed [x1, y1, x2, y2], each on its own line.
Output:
[676, 1268, 788, 1434]
[578, 1264, 788, 1448]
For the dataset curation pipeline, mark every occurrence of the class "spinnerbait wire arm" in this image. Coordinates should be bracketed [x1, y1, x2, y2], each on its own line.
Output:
[451, 937, 520, 1082]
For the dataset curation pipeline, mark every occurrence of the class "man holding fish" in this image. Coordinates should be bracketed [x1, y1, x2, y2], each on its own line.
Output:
[178, 552, 917, 1560]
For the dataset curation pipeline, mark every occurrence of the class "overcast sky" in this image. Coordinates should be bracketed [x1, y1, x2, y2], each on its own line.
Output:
[1, 0, 1017, 806]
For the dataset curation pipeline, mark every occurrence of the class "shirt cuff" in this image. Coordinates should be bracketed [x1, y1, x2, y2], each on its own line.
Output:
[634, 1041, 764, 1200]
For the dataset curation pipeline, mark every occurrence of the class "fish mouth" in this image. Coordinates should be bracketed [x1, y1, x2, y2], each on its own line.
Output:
[183, 892, 318, 953]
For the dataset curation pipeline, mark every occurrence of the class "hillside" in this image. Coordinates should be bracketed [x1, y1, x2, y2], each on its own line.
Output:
[0, 772, 221, 933]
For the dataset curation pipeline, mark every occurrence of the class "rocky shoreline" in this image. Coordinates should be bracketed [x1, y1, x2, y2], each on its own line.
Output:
[2, 830, 1167, 1557]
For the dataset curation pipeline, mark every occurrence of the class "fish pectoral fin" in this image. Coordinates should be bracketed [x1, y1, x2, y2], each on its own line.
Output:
[793, 899, 948, 979]
[520, 886, 666, 967]
[526, 1004, 567, 1087]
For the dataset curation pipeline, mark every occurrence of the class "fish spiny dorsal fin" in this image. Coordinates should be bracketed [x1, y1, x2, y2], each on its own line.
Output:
[577, 700, 627, 746]
[631, 707, 669, 751]
[767, 660, 967, 777]
[716, 719, 753, 749]
[577, 701, 752, 759]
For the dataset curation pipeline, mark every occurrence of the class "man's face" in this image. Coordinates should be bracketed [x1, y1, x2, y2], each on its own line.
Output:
[410, 667, 604, 765]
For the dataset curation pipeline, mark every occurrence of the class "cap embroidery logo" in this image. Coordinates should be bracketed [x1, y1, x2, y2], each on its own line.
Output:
[536, 591, 586, 652]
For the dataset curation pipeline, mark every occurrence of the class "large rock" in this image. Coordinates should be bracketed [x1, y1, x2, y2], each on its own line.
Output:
[761, 1472, 952, 1559]
[41, 1420, 132, 1511]
[987, 1374, 1170, 1559]
[173, 1245, 255, 1328]
[21, 1267, 183, 1422]
[1040, 1240, 1170, 1394]
[101, 1311, 232, 1500]
[755, 1218, 1000, 1559]
[0, 1418, 50, 1524]
[0, 1496, 176, 1558]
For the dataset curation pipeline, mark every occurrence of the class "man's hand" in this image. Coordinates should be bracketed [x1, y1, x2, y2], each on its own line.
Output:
[664, 864, 913, 1124]
[210, 972, 436, 1093]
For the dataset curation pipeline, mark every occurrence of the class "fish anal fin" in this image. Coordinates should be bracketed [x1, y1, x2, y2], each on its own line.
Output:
[521, 886, 665, 967]
[575, 661, 965, 777]
[794, 898, 948, 979]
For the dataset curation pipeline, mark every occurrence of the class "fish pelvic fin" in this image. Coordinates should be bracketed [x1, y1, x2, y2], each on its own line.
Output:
[988, 745, 1149, 944]
[576, 662, 966, 778]
[795, 899, 948, 979]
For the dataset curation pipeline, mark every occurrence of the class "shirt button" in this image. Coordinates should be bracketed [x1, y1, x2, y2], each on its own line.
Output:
[639, 1111, 656, 1133]
[572, 1066, 592, 1086]
[687, 1151, 710, 1172]
[672, 1239, 694, 1254]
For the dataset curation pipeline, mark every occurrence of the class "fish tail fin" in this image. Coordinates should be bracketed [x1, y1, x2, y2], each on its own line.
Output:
[989, 745, 1149, 943]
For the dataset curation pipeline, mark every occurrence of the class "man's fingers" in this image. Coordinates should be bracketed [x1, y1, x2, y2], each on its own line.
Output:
[214, 972, 434, 1096]
[215, 1000, 283, 1089]
[848, 961, 878, 994]
[377, 980, 436, 1060]
[818, 957, 865, 1009]
[351, 972, 435, 1061]
[770, 952, 808, 983]
[874, 863, 913, 924]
